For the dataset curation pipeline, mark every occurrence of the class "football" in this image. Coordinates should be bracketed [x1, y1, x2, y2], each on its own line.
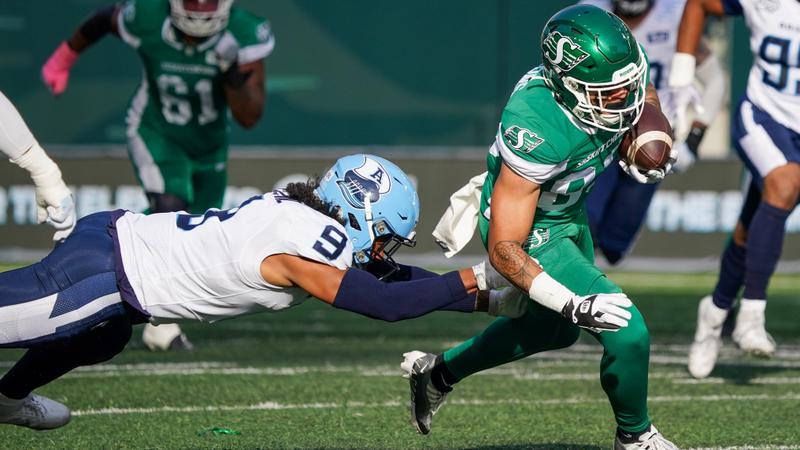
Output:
[618, 102, 673, 171]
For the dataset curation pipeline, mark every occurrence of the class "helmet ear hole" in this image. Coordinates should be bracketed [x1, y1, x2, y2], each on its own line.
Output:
[347, 213, 362, 231]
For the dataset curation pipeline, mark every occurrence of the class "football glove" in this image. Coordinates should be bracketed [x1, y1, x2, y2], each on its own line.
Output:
[11, 143, 76, 241]
[42, 42, 79, 96]
[214, 33, 252, 88]
[487, 287, 529, 319]
[472, 260, 510, 291]
[45, 194, 76, 242]
[619, 154, 674, 184]
[560, 293, 633, 332]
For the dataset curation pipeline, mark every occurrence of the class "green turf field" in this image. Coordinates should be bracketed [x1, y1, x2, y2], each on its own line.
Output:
[1, 272, 798, 449]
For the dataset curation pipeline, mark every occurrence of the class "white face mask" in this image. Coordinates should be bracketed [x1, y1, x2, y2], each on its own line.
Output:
[169, 0, 233, 38]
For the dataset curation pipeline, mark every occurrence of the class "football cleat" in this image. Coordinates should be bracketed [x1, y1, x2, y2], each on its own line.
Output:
[142, 323, 194, 352]
[733, 299, 775, 357]
[400, 351, 448, 435]
[614, 425, 678, 450]
[688, 295, 727, 379]
[0, 393, 70, 430]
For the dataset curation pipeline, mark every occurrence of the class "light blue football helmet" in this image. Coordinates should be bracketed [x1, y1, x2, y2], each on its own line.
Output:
[316, 154, 419, 273]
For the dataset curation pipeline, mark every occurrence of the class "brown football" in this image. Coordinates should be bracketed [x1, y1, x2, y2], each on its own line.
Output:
[618, 103, 673, 171]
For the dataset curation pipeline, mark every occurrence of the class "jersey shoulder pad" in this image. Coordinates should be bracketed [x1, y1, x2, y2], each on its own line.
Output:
[274, 201, 353, 269]
[118, 0, 169, 46]
[497, 107, 571, 185]
[228, 7, 275, 63]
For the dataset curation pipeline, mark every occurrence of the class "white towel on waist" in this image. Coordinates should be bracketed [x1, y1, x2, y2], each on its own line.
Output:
[432, 172, 487, 258]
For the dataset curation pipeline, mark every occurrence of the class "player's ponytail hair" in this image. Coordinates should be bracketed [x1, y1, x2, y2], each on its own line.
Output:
[285, 177, 345, 225]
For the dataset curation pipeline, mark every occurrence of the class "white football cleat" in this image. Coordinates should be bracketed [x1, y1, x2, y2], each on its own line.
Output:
[688, 295, 728, 379]
[400, 351, 448, 435]
[733, 299, 775, 357]
[142, 323, 194, 351]
[614, 425, 678, 450]
[0, 393, 70, 430]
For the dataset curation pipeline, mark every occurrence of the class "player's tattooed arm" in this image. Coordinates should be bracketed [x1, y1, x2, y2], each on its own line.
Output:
[225, 60, 266, 129]
[489, 240, 542, 293]
[486, 163, 544, 291]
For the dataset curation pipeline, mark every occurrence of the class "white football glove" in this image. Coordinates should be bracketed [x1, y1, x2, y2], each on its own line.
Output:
[661, 85, 704, 141]
[10, 143, 76, 241]
[670, 140, 696, 174]
[619, 154, 672, 184]
[487, 287, 529, 319]
[472, 260, 510, 291]
[214, 32, 240, 73]
[560, 293, 633, 332]
[45, 194, 76, 242]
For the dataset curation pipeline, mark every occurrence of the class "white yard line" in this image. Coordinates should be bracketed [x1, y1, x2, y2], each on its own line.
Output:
[72, 393, 800, 417]
[689, 446, 800, 450]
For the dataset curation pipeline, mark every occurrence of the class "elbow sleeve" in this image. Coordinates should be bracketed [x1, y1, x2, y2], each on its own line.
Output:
[694, 53, 727, 125]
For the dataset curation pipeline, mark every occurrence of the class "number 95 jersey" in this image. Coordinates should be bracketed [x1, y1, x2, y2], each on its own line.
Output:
[113, 191, 353, 322]
[118, 0, 274, 155]
[724, 0, 800, 133]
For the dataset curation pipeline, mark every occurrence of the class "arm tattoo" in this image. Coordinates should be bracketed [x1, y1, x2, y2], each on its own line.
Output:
[490, 240, 540, 292]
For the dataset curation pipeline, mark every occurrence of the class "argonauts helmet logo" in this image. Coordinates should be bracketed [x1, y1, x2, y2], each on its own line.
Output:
[336, 158, 392, 209]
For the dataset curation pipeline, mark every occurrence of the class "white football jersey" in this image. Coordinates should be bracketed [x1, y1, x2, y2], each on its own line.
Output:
[579, 0, 687, 95]
[114, 191, 353, 322]
[732, 0, 800, 133]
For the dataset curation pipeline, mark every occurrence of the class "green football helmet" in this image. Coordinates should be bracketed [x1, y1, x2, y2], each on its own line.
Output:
[540, 5, 647, 132]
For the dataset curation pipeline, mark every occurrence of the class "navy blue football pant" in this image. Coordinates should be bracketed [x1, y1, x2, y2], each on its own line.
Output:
[587, 163, 658, 264]
[0, 212, 146, 399]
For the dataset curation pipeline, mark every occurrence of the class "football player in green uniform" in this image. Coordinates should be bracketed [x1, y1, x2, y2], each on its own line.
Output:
[402, 6, 678, 449]
[42, 0, 274, 350]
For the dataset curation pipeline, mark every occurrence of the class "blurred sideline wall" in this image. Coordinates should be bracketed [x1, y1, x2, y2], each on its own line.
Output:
[0, 1, 796, 268]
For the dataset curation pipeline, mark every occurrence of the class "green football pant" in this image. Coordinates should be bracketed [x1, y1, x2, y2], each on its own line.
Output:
[127, 125, 228, 213]
[445, 221, 651, 433]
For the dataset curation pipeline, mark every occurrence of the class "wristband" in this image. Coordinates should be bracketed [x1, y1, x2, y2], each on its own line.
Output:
[527, 271, 576, 313]
[472, 262, 487, 291]
[668, 52, 696, 88]
[11, 142, 61, 186]
[685, 125, 706, 156]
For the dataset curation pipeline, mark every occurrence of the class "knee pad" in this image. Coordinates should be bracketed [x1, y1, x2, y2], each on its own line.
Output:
[147, 193, 189, 213]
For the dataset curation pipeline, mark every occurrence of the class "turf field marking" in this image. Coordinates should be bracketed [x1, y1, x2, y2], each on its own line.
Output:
[675, 376, 800, 385]
[689, 446, 800, 450]
[72, 393, 800, 417]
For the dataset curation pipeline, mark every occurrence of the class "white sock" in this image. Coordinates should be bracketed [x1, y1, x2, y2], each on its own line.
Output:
[740, 298, 767, 313]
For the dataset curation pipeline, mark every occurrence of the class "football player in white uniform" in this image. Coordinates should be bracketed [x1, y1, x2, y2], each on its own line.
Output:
[675, 0, 800, 378]
[582, 0, 727, 263]
[0, 91, 75, 241]
[0, 154, 525, 431]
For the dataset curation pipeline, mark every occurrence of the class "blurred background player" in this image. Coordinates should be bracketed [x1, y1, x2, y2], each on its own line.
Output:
[0, 154, 521, 430]
[405, 6, 679, 449]
[41, 0, 274, 351]
[0, 91, 75, 242]
[676, 0, 800, 378]
[582, 0, 727, 264]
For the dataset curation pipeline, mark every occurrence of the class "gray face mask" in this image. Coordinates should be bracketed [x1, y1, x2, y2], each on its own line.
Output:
[613, 0, 654, 17]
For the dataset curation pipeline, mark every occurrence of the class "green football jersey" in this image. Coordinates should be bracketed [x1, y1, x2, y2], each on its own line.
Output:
[479, 66, 626, 244]
[118, 0, 274, 155]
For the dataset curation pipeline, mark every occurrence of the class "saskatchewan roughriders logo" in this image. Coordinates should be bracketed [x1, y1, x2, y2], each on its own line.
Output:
[504, 125, 544, 153]
[543, 31, 589, 72]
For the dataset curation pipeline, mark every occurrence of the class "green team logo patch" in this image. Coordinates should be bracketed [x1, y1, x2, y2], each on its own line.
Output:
[542, 31, 589, 73]
[503, 126, 545, 153]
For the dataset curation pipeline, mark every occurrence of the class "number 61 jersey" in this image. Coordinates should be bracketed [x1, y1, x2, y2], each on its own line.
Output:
[726, 0, 800, 133]
[114, 191, 353, 322]
[118, 0, 274, 156]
